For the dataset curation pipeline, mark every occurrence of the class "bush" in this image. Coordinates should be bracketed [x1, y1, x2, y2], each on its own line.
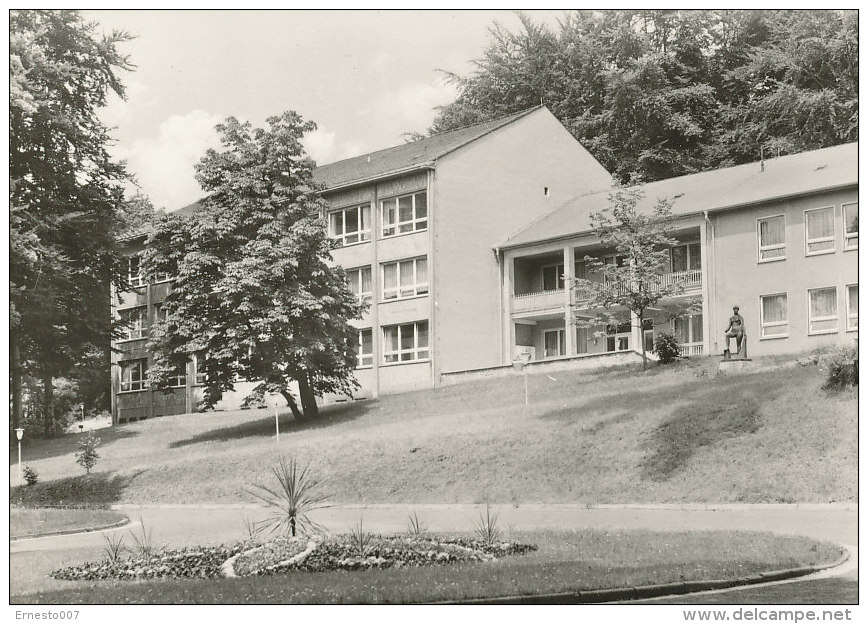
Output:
[21, 376, 81, 437]
[653, 332, 681, 364]
[75, 433, 101, 474]
[22, 465, 38, 486]
[819, 344, 858, 390]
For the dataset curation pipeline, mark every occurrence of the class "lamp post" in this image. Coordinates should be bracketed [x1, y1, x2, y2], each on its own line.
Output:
[14, 428, 24, 483]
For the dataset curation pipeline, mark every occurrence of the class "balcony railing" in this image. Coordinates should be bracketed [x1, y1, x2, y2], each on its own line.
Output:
[679, 343, 704, 357]
[512, 289, 566, 315]
[573, 269, 702, 305]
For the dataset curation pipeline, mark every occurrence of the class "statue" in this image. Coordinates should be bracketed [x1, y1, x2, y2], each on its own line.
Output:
[723, 305, 747, 360]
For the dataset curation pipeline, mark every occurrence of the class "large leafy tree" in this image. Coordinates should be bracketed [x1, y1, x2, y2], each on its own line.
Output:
[10, 10, 133, 435]
[433, 10, 857, 183]
[146, 112, 364, 420]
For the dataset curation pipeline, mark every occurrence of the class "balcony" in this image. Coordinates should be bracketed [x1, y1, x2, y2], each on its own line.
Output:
[512, 289, 566, 316]
[573, 269, 702, 306]
[679, 343, 704, 357]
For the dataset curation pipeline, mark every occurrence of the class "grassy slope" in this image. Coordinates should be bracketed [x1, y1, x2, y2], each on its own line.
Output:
[10, 357, 856, 505]
[13, 529, 843, 604]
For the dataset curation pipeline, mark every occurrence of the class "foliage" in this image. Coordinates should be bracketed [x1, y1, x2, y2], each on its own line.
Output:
[240, 515, 261, 541]
[22, 465, 39, 486]
[819, 344, 858, 391]
[128, 515, 161, 558]
[474, 505, 503, 546]
[349, 520, 373, 558]
[653, 332, 682, 364]
[246, 456, 331, 537]
[407, 510, 427, 537]
[432, 10, 857, 183]
[11, 472, 132, 508]
[75, 433, 101, 474]
[145, 111, 365, 419]
[21, 376, 80, 438]
[231, 536, 309, 576]
[572, 187, 698, 368]
[9, 10, 133, 436]
[101, 533, 126, 564]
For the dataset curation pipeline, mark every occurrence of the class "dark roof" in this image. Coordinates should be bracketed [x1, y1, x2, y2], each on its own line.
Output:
[311, 107, 543, 190]
[501, 142, 858, 249]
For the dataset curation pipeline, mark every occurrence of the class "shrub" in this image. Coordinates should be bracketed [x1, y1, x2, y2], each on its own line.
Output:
[75, 433, 100, 474]
[129, 516, 161, 558]
[102, 533, 126, 564]
[474, 505, 502, 546]
[22, 465, 38, 486]
[407, 510, 427, 537]
[819, 344, 858, 390]
[653, 332, 681, 364]
[246, 456, 331, 537]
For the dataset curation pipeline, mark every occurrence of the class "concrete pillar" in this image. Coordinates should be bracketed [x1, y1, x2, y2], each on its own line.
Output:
[631, 310, 643, 355]
[700, 218, 712, 357]
[502, 252, 516, 363]
[370, 186, 380, 399]
[563, 245, 576, 356]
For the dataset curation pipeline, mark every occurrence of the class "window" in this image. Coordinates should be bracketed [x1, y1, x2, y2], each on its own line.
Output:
[192, 353, 206, 385]
[382, 257, 428, 300]
[544, 329, 565, 358]
[153, 270, 172, 283]
[329, 203, 371, 245]
[674, 314, 703, 344]
[671, 243, 701, 271]
[846, 285, 858, 331]
[381, 191, 427, 237]
[120, 359, 147, 392]
[575, 326, 588, 354]
[347, 266, 373, 304]
[541, 264, 564, 291]
[383, 321, 429, 363]
[760, 293, 788, 338]
[757, 215, 786, 261]
[167, 362, 186, 388]
[356, 329, 373, 368]
[606, 321, 631, 352]
[127, 255, 144, 288]
[120, 307, 147, 340]
[805, 206, 835, 255]
[154, 304, 169, 324]
[808, 287, 838, 335]
[843, 202, 858, 249]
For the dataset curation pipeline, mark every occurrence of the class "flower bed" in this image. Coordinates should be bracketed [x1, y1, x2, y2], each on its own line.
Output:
[231, 537, 310, 576]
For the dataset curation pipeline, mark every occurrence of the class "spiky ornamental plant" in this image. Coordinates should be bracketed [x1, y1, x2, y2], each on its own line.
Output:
[246, 456, 331, 537]
[572, 187, 699, 369]
[145, 112, 365, 420]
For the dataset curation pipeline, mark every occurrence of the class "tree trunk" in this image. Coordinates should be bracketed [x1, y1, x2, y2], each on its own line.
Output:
[639, 311, 647, 370]
[298, 374, 319, 419]
[280, 389, 304, 421]
[42, 370, 54, 437]
[11, 334, 22, 432]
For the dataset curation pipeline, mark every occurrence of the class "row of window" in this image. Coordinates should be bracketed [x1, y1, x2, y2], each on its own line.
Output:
[760, 285, 858, 339]
[346, 257, 428, 303]
[118, 305, 170, 341]
[354, 321, 429, 367]
[126, 255, 172, 288]
[119, 354, 206, 393]
[757, 203, 857, 262]
[329, 190, 428, 245]
[543, 316, 703, 359]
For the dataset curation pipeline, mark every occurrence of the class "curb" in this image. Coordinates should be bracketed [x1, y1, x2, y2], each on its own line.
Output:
[10, 516, 130, 542]
[435, 549, 850, 605]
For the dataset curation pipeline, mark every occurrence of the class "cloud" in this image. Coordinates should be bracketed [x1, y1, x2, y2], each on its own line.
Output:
[112, 110, 224, 211]
[367, 80, 459, 132]
[303, 128, 368, 165]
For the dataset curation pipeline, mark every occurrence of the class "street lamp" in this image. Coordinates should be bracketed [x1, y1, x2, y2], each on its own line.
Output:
[14, 428, 24, 482]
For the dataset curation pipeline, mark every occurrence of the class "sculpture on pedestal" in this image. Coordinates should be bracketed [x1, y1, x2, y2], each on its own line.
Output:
[723, 305, 747, 360]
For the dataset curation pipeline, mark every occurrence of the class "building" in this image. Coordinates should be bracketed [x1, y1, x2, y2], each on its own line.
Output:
[110, 106, 857, 424]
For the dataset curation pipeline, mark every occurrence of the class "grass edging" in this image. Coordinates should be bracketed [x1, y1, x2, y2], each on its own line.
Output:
[10, 516, 130, 542]
[437, 548, 850, 605]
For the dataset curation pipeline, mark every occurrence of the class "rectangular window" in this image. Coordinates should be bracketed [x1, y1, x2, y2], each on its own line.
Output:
[381, 191, 427, 237]
[154, 304, 169, 325]
[575, 326, 588, 354]
[541, 264, 564, 291]
[671, 243, 701, 272]
[843, 202, 858, 249]
[168, 362, 186, 388]
[808, 287, 838, 335]
[757, 215, 786, 261]
[328, 203, 371, 246]
[153, 269, 172, 283]
[120, 359, 147, 392]
[606, 321, 631, 352]
[760, 293, 788, 338]
[674, 314, 703, 344]
[846, 284, 858, 331]
[382, 257, 428, 300]
[543, 329, 565, 359]
[127, 255, 144, 288]
[347, 266, 373, 304]
[120, 307, 147, 340]
[356, 329, 373, 368]
[382, 321, 429, 363]
[192, 352, 206, 385]
[805, 206, 835, 255]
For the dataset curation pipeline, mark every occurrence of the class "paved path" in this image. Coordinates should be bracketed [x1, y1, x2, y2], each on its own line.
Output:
[10, 503, 857, 598]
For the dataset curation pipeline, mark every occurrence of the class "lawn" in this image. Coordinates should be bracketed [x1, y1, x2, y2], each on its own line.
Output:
[10, 507, 127, 539]
[642, 578, 858, 605]
[10, 357, 856, 505]
[12, 528, 844, 604]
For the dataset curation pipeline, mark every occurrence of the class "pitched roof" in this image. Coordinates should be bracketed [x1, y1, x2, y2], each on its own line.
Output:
[501, 142, 858, 249]
[312, 106, 543, 190]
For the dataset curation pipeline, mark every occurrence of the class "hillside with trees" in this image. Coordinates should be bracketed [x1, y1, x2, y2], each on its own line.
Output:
[432, 10, 857, 183]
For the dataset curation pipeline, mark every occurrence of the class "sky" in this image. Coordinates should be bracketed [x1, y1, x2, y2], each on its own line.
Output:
[84, 10, 568, 211]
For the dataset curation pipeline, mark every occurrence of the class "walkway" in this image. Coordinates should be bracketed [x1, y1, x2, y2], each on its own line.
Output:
[10, 503, 857, 598]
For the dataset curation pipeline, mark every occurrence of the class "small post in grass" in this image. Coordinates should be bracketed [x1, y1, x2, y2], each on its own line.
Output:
[15, 428, 24, 483]
[265, 392, 280, 443]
